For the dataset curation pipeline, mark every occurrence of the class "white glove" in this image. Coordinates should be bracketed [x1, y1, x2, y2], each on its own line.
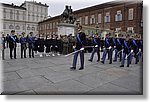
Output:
[139, 49, 141, 52]
[95, 45, 98, 48]
[55, 46, 58, 47]
[38, 46, 40, 47]
[73, 46, 76, 49]
[80, 48, 84, 51]
[114, 46, 116, 48]
[109, 46, 112, 49]
[131, 50, 134, 53]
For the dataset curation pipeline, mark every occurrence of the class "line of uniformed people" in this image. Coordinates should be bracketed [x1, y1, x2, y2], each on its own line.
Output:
[88, 33, 143, 67]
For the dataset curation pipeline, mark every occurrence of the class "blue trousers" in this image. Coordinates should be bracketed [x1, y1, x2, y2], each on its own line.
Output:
[121, 52, 131, 66]
[114, 49, 122, 61]
[102, 48, 113, 63]
[89, 48, 100, 61]
[72, 49, 84, 68]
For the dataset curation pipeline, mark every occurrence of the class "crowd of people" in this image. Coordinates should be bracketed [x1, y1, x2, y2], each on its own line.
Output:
[0, 28, 143, 70]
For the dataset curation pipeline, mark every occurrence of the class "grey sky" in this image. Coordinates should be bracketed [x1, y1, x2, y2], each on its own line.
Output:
[1, 0, 114, 17]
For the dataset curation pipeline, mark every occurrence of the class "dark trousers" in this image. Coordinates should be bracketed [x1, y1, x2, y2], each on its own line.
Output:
[121, 52, 131, 66]
[102, 48, 112, 63]
[10, 47, 16, 59]
[21, 44, 26, 58]
[114, 49, 122, 61]
[89, 47, 100, 61]
[29, 45, 34, 58]
[72, 50, 84, 68]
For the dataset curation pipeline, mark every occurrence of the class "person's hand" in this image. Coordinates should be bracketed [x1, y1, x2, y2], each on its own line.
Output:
[95, 45, 98, 47]
[139, 49, 141, 52]
[73, 46, 76, 49]
[109, 46, 112, 49]
[80, 47, 84, 51]
[131, 50, 134, 53]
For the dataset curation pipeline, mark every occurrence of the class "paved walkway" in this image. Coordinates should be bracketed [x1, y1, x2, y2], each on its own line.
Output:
[1, 47, 143, 95]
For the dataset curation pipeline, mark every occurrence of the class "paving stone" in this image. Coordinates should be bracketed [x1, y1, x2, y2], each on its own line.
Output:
[3, 72, 21, 81]
[74, 71, 119, 88]
[86, 83, 137, 95]
[2, 76, 51, 94]
[53, 79, 93, 94]
[110, 75, 142, 94]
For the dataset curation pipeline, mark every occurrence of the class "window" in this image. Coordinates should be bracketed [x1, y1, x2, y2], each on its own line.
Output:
[50, 23, 52, 29]
[22, 24, 25, 30]
[28, 4, 31, 11]
[105, 12, 110, 22]
[32, 14, 34, 21]
[79, 17, 82, 25]
[116, 27, 121, 32]
[85, 16, 88, 25]
[32, 27, 35, 31]
[28, 14, 30, 21]
[3, 24, 6, 29]
[16, 25, 20, 30]
[36, 14, 39, 21]
[127, 27, 134, 33]
[115, 10, 122, 21]
[3, 8, 6, 18]
[10, 9, 13, 19]
[90, 15, 95, 24]
[16, 10, 19, 20]
[53, 22, 56, 28]
[23, 11, 25, 20]
[27, 25, 30, 30]
[9, 25, 14, 29]
[128, 8, 133, 20]
[98, 14, 102, 23]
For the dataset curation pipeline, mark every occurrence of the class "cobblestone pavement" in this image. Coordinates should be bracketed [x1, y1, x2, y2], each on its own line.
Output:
[1, 46, 143, 95]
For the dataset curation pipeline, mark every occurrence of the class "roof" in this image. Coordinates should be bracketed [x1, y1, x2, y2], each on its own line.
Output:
[20, 1, 49, 7]
[39, 0, 142, 23]
[1, 3, 26, 10]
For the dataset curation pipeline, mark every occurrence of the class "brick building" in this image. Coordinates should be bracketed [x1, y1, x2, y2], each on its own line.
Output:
[38, 0, 143, 37]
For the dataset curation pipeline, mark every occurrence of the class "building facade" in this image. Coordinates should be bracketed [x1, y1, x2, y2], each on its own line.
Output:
[38, 0, 143, 37]
[0, 1, 49, 36]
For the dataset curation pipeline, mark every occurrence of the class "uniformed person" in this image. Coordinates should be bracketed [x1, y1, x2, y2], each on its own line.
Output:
[8, 30, 18, 59]
[101, 34, 111, 64]
[70, 26, 86, 70]
[20, 32, 27, 58]
[37, 34, 45, 57]
[0, 34, 6, 60]
[26, 32, 34, 58]
[88, 33, 101, 62]
[45, 35, 51, 56]
[62, 35, 69, 55]
[120, 34, 132, 67]
[114, 34, 123, 62]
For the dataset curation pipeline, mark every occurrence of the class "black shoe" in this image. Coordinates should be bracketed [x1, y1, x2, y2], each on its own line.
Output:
[113, 60, 117, 62]
[79, 67, 84, 70]
[32, 56, 34, 58]
[101, 61, 104, 64]
[135, 62, 138, 64]
[14, 57, 16, 59]
[21, 57, 23, 59]
[88, 59, 92, 62]
[127, 65, 129, 67]
[10, 57, 13, 59]
[70, 67, 76, 70]
[29, 56, 31, 58]
[109, 62, 112, 64]
[120, 65, 124, 67]
[24, 57, 26, 58]
[97, 60, 100, 62]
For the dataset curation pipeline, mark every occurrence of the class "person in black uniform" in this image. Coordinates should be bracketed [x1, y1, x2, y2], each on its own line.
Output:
[120, 34, 132, 67]
[88, 33, 101, 62]
[101, 34, 111, 64]
[70, 26, 86, 70]
[109, 35, 116, 64]
[26, 32, 34, 58]
[45, 35, 51, 56]
[37, 34, 45, 57]
[114, 34, 123, 62]
[20, 32, 27, 58]
[137, 35, 143, 63]
[130, 35, 139, 64]
[8, 30, 18, 59]
[6, 34, 9, 48]
[33, 35, 38, 55]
